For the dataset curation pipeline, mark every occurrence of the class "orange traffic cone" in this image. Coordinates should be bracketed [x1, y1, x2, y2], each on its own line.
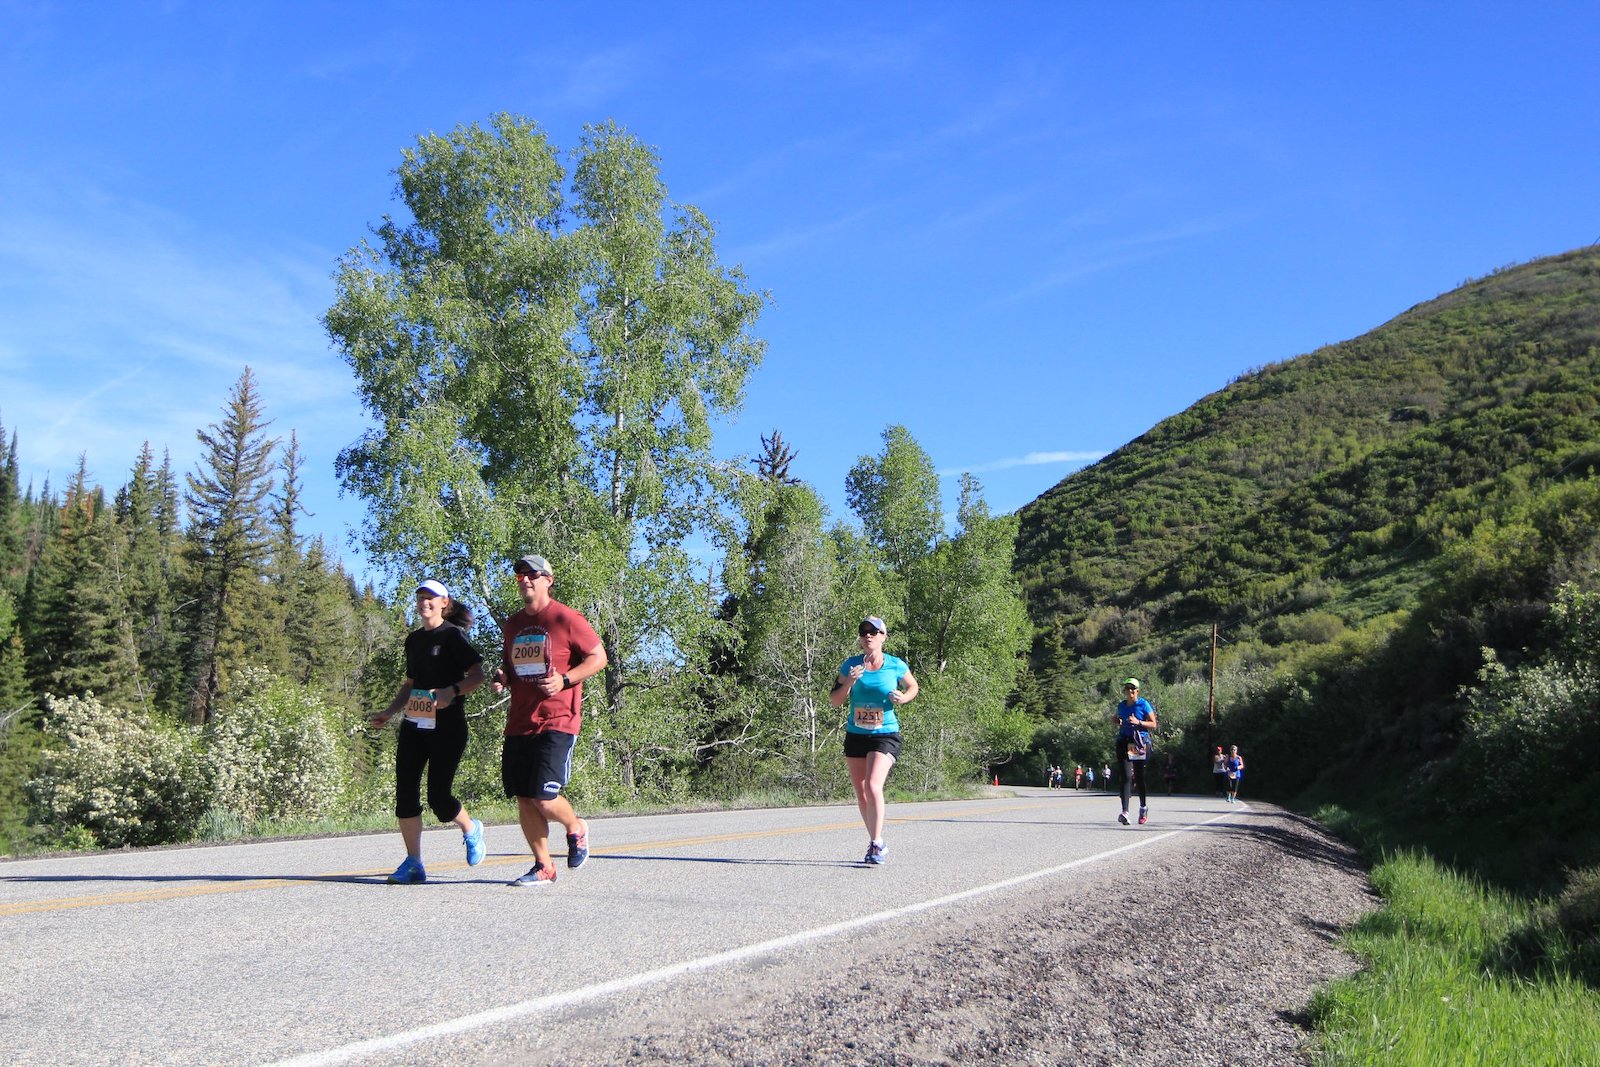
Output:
[993, 775, 999, 786]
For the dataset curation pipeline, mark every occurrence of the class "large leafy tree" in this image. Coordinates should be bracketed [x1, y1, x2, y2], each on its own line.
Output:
[327, 114, 766, 793]
[845, 424, 942, 622]
[734, 481, 852, 791]
[905, 475, 1034, 779]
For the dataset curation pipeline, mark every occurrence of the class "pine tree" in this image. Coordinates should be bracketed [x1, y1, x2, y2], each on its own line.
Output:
[182, 368, 278, 724]
[0, 420, 23, 595]
[25, 459, 142, 705]
[115, 443, 185, 718]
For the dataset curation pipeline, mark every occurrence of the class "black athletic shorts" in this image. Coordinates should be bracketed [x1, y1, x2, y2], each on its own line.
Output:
[501, 730, 578, 800]
[843, 731, 902, 760]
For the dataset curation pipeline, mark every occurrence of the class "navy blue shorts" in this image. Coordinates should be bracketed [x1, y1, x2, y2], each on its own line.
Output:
[501, 731, 578, 800]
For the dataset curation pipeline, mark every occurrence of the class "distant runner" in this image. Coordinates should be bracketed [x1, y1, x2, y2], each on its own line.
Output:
[1114, 677, 1158, 825]
[1226, 745, 1245, 804]
[830, 616, 919, 865]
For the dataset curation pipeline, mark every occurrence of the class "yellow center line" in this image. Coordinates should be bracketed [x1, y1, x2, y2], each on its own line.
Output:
[0, 800, 1045, 917]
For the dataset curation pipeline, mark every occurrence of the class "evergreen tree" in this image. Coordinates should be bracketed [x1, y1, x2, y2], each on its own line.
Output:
[182, 368, 278, 724]
[0, 420, 23, 595]
[115, 443, 185, 718]
[249, 429, 309, 677]
[25, 459, 141, 705]
[756, 431, 800, 487]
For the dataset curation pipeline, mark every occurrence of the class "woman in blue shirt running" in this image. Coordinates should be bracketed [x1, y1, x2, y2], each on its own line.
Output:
[830, 616, 919, 865]
[1114, 677, 1159, 826]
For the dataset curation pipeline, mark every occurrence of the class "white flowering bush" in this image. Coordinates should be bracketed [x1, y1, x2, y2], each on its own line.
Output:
[201, 667, 350, 826]
[1460, 582, 1600, 812]
[26, 693, 203, 848]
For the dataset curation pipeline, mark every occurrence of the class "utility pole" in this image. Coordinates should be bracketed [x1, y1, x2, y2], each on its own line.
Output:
[1207, 622, 1218, 754]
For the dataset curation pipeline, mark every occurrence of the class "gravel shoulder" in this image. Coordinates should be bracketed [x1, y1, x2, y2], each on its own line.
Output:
[483, 802, 1378, 1066]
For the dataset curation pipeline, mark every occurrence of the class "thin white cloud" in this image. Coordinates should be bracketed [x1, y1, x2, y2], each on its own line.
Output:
[735, 206, 876, 262]
[941, 450, 1105, 477]
[0, 168, 364, 542]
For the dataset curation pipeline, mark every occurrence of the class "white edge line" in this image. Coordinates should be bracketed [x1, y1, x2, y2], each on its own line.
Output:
[269, 807, 1245, 1067]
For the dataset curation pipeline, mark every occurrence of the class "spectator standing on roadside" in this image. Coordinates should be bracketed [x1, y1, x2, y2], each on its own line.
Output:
[1226, 745, 1245, 803]
[1102, 763, 1112, 791]
[1212, 745, 1227, 797]
[494, 554, 608, 887]
[370, 580, 487, 885]
[830, 616, 919, 865]
[1113, 678, 1158, 825]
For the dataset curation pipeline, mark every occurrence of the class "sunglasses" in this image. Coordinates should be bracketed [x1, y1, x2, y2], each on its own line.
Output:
[858, 627, 883, 637]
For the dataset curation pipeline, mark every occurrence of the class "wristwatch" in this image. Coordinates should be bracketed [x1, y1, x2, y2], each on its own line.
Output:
[560, 673, 572, 690]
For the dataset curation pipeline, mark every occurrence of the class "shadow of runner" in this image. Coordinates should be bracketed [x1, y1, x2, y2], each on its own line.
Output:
[592, 853, 865, 869]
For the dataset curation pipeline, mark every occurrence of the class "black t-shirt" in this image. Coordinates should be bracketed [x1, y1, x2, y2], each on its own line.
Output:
[403, 623, 482, 720]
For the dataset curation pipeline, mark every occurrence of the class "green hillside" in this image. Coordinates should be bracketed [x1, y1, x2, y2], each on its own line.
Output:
[1013, 247, 1600, 887]
[1018, 248, 1600, 669]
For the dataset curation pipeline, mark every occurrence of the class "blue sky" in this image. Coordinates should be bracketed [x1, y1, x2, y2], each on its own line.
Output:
[3, 3, 1597, 587]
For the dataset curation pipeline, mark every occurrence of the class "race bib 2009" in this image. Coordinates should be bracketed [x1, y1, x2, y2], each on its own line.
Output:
[512, 633, 549, 678]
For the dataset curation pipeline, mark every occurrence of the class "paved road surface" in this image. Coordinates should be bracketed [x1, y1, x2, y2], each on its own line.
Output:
[1, 789, 1248, 1065]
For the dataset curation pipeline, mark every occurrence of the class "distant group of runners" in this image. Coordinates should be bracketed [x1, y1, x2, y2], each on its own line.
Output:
[372, 555, 920, 881]
[1040, 680, 1247, 825]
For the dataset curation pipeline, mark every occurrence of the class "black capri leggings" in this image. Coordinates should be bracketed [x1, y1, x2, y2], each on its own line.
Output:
[394, 715, 468, 823]
[1119, 757, 1149, 809]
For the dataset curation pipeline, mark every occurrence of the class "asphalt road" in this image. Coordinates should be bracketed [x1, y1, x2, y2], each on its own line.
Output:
[0, 788, 1246, 1065]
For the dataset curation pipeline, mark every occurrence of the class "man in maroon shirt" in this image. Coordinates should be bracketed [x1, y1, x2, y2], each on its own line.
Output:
[494, 553, 609, 887]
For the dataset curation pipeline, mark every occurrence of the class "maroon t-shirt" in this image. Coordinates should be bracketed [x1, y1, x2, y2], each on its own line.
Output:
[501, 600, 602, 736]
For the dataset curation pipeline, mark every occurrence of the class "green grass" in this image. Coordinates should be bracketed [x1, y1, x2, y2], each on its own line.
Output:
[1308, 845, 1600, 1065]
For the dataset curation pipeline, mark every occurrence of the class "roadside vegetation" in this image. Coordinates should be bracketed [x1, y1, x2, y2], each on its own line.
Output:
[1309, 812, 1600, 1064]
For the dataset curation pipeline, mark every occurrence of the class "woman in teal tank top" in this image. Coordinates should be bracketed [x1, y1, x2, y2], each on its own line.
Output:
[829, 616, 920, 864]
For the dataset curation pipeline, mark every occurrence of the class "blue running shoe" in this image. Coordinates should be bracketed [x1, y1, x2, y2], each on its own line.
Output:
[566, 821, 589, 869]
[510, 863, 557, 887]
[387, 856, 426, 884]
[465, 819, 485, 866]
[864, 841, 885, 865]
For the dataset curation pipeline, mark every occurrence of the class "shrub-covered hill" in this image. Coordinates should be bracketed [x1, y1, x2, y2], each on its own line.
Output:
[1015, 246, 1600, 683]
[1011, 246, 1600, 886]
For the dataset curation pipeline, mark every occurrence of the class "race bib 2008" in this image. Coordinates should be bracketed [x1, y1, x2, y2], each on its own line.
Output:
[405, 688, 437, 730]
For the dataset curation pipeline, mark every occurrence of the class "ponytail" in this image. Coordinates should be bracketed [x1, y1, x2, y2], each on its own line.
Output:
[444, 600, 475, 629]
